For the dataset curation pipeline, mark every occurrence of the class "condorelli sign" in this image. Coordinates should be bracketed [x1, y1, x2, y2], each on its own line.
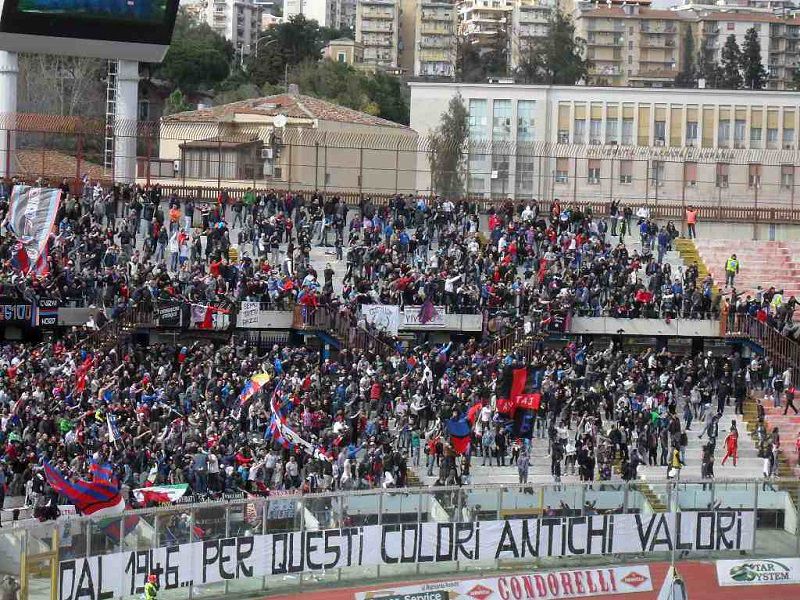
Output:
[59, 511, 752, 600]
[356, 566, 654, 600]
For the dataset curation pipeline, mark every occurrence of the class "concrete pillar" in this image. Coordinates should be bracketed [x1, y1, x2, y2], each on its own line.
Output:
[113, 59, 139, 184]
[0, 51, 18, 179]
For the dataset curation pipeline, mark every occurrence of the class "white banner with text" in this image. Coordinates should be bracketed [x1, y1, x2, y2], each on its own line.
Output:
[59, 511, 753, 600]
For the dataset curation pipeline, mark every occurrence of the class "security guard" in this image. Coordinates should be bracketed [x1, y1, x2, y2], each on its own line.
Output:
[725, 253, 740, 288]
[144, 574, 159, 600]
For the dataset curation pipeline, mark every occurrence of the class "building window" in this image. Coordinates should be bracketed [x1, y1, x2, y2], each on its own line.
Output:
[717, 119, 730, 147]
[517, 100, 536, 142]
[767, 127, 779, 148]
[686, 121, 698, 144]
[337, 52, 346, 62]
[590, 119, 602, 144]
[654, 120, 666, 144]
[619, 160, 632, 184]
[734, 119, 746, 148]
[651, 160, 665, 185]
[621, 118, 634, 145]
[574, 119, 586, 144]
[750, 126, 762, 148]
[606, 119, 618, 143]
[783, 127, 795, 148]
[558, 129, 569, 143]
[748, 163, 761, 188]
[684, 162, 697, 187]
[727, 22, 734, 30]
[588, 159, 601, 184]
[492, 99, 512, 141]
[555, 157, 569, 183]
[716, 162, 729, 188]
[468, 99, 488, 139]
[516, 156, 535, 194]
[781, 164, 794, 189]
[138, 99, 150, 122]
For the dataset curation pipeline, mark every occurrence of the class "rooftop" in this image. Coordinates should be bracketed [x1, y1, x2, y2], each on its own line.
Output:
[162, 93, 410, 130]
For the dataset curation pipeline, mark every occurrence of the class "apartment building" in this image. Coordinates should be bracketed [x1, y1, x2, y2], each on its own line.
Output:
[410, 82, 800, 207]
[511, 0, 554, 72]
[768, 18, 800, 90]
[575, 5, 689, 88]
[414, 0, 459, 78]
[282, 0, 356, 28]
[459, 0, 514, 55]
[356, 0, 401, 70]
[191, 0, 262, 55]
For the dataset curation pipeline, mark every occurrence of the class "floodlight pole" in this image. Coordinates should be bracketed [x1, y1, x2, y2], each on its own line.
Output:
[0, 51, 18, 179]
[113, 59, 139, 185]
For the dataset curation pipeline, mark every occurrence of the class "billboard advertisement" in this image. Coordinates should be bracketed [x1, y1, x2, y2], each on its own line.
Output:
[0, 0, 180, 61]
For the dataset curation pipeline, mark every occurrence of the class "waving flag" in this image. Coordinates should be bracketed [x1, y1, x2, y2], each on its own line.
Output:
[495, 366, 539, 439]
[239, 373, 271, 406]
[264, 380, 331, 461]
[43, 461, 124, 517]
[133, 483, 189, 505]
[446, 413, 472, 455]
[2, 185, 61, 274]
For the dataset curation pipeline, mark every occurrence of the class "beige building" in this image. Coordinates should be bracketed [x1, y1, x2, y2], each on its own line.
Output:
[356, 0, 401, 70]
[458, 0, 513, 60]
[410, 82, 800, 207]
[323, 38, 365, 65]
[184, 0, 262, 56]
[157, 92, 418, 195]
[414, 0, 459, 78]
[511, 0, 554, 73]
[575, 5, 689, 88]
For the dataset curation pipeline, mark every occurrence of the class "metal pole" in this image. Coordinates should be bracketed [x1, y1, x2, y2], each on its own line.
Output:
[314, 141, 319, 190]
[287, 141, 293, 193]
[146, 130, 152, 188]
[394, 139, 400, 194]
[75, 133, 83, 195]
[358, 144, 364, 200]
[572, 157, 578, 203]
[681, 161, 686, 237]
[217, 137, 222, 194]
[645, 159, 650, 206]
[753, 179, 759, 240]
[609, 157, 614, 203]
[323, 133, 328, 193]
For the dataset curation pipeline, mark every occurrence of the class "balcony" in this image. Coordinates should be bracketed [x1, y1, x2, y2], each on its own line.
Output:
[588, 35, 624, 46]
[587, 22, 625, 33]
[361, 9, 395, 19]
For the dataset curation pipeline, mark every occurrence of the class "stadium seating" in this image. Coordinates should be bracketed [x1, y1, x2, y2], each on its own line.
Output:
[693, 240, 800, 300]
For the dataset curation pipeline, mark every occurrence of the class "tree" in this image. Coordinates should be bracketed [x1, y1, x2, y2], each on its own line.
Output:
[515, 10, 588, 85]
[484, 20, 509, 77]
[674, 28, 697, 88]
[291, 60, 409, 124]
[245, 15, 324, 87]
[741, 27, 767, 90]
[163, 89, 192, 115]
[428, 94, 469, 198]
[18, 54, 105, 117]
[155, 10, 233, 92]
[697, 37, 722, 88]
[719, 34, 743, 89]
[456, 40, 486, 83]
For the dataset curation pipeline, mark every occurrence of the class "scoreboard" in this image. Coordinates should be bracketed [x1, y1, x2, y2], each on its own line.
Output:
[0, 0, 180, 61]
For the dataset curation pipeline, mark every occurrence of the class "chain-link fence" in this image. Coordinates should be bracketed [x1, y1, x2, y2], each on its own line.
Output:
[3, 112, 800, 223]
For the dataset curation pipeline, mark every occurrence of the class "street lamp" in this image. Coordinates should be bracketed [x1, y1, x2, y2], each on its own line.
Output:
[254, 36, 278, 58]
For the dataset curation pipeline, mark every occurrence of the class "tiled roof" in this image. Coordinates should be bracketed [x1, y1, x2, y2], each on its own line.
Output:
[163, 94, 410, 130]
[14, 150, 106, 181]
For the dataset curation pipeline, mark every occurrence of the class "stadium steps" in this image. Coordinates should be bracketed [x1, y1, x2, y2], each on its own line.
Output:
[744, 395, 800, 505]
[674, 238, 720, 298]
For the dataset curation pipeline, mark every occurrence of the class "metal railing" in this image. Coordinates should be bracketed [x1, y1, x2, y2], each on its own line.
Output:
[4, 479, 800, 600]
[722, 312, 800, 372]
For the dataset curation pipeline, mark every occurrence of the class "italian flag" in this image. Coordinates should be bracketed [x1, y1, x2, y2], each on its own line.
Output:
[133, 484, 189, 505]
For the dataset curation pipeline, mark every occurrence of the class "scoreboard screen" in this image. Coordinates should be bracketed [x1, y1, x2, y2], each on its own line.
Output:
[17, 0, 168, 23]
[0, 0, 180, 60]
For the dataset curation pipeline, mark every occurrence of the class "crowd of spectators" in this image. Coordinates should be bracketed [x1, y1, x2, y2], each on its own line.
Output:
[0, 180, 794, 523]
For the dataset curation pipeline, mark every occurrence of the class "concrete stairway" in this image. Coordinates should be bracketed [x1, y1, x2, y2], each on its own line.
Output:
[637, 402, 762, 481]
[693, 239, 800, 299]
